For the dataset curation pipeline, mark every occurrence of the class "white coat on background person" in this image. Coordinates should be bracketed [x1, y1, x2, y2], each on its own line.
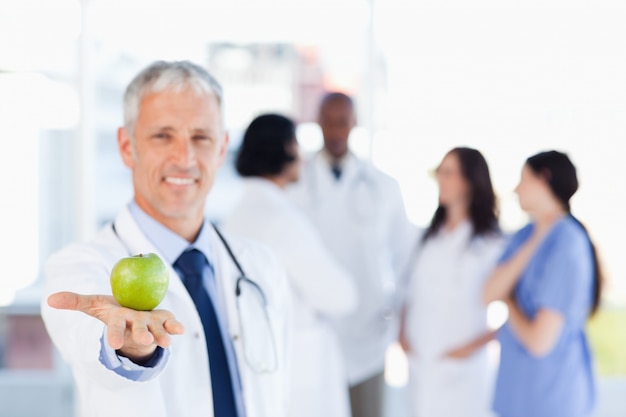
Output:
[220, 114, 357, 417]
[290, 151, 414, 384]
[405, 222, 505, 417]
[288, 93, 417, 417]
[399, 147, 506, 417]
[40, 61, 291, 417]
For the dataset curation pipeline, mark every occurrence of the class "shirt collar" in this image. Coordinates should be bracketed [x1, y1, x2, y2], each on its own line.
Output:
[127, 201, 214, 266]
[320, 148, 353, 168]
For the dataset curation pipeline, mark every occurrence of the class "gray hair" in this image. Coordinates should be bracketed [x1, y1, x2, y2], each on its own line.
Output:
[123, 60, 224, 138]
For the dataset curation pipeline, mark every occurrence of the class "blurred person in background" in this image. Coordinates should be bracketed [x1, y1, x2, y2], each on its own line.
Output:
[41, 61, 292, 417]
[483, 150, 602, 417]
[221, 113, 357, 417]
[288, 92, 417, 417]
[399, 147, 506, 417]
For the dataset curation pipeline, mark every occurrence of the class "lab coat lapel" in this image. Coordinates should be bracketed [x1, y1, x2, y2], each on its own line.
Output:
[312, 152, 335, 190]
[312, 151, 359, 189]
[206, 225, 249, 386]
[207, 224, 242, 338]
[338, 153, 360, 185]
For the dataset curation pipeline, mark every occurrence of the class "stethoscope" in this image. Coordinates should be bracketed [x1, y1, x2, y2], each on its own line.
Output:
[212, 224, 267, 303]
[110, 221, 278, 374]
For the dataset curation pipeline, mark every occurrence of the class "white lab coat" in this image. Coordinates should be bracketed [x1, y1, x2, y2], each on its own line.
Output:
[288, 151, 417, 385]
[405, 221, 506, 417]
[40, 206, 291, 417]
[221, 178, 357, 417]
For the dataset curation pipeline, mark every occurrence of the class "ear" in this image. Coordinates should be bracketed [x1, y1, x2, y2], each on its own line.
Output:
[216, 131, 230, 167]
[117, 127, 135, 169]
[539, 168, 553, 183]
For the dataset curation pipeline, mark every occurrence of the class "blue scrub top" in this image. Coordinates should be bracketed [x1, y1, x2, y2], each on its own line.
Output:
[493, 215, 596, 417]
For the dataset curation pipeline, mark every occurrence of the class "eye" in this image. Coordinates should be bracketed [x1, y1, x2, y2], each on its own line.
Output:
[153, 132, 171, 140]
[193, 134, 213, 143]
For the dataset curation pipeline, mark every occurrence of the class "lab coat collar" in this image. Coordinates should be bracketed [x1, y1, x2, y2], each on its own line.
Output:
[243, 177, 284, 195]
[126, 201, 215, 268]
[313, 150, 361, 185]
[320, 148, 349, 168]
[112, 204, 247, 297]
[435, 220, 473, 247]
[241, 177, 293, 208]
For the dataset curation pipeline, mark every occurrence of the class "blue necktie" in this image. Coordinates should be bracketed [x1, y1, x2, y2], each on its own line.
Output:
[331, 165, 342, 180]
[174, 249, 238, 417]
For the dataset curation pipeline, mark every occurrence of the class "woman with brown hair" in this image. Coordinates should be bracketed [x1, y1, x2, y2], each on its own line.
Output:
[400, 147, 506, 417]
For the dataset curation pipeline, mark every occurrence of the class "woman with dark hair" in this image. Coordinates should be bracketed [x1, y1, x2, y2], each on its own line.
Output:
[235, 113, 300, 182]
[222, 114, 357, 417]
[399, 147, 506, 417]
[483, 150, 601, 417]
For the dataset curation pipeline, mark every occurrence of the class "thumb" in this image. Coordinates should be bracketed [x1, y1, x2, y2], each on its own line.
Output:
[47, 292, 117, 320]
[47, 291, 82, 310]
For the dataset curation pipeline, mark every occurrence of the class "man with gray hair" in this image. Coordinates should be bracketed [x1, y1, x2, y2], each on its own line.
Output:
[41, 60, 292, 417]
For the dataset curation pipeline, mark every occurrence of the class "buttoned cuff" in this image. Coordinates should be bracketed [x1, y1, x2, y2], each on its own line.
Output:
[99, 329, 169, 381]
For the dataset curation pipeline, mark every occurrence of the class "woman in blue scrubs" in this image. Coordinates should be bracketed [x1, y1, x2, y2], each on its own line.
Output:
[483, 150, 602, 417]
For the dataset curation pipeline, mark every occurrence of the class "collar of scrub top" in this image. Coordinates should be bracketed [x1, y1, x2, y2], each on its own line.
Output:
[127, 201, 215, 267]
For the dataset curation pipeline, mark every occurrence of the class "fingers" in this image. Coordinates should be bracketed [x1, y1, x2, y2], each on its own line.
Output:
[105, 309, 183, 351]
[49, 292, 184, 351]
[106, 311, 157, 351]
[106, 313, 127, 350]
[131, 319, 155, 346]
[149, 317, 185, 348]
[149, 311, 185, 348]
[148, 324, 172, 348]
[163, 317, 185, 336]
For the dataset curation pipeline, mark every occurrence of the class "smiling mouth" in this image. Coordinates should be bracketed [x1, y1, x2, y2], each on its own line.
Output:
[164, 177, 196, 185]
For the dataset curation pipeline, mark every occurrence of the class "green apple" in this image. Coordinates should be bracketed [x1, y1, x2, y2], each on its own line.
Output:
[110, 253, 169, 311]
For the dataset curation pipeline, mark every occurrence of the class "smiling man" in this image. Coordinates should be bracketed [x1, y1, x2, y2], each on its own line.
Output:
[41, 61, 292, 417]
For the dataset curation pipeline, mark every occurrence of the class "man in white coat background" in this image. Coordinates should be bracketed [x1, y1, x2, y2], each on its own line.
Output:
[40, 60, 291, 417]
[288, 92, 418, 417]
[221, 113, 358, 417]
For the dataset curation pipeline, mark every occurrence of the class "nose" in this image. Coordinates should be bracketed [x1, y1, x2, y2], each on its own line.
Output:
[172, 136, 195, 167]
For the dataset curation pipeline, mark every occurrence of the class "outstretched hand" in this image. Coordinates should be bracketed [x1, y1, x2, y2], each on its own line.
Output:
[48, 291, 184, 362]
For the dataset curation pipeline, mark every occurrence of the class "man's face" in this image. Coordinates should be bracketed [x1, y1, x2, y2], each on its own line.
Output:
[318, 99, 355, 159]
[118, 87, 228, 226]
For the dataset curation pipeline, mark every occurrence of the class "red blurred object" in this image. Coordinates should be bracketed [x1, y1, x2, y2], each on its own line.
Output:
[4, 315, 53, 370]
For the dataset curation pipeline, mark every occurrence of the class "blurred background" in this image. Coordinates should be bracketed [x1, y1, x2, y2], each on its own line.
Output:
[0, 0, 625, 416]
